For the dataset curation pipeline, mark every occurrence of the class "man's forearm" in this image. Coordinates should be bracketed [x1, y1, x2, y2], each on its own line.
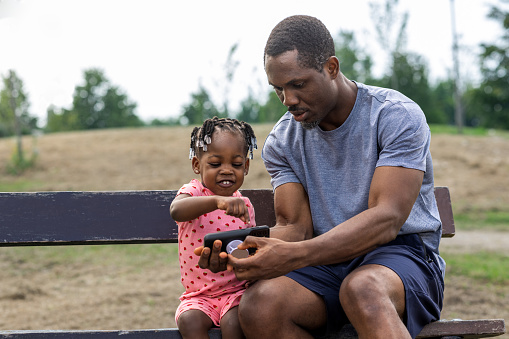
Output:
[269, 224, 310, 242]
[298, 206, 402, 268]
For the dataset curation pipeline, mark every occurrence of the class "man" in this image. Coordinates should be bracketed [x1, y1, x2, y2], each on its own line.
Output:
[199, 15, 444, 339]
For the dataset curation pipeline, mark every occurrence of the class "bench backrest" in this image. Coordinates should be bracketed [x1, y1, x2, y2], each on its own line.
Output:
[0, 187, 454, 247]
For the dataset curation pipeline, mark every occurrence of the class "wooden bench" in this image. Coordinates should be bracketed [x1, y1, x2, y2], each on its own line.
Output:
[0, 187, 505, 338]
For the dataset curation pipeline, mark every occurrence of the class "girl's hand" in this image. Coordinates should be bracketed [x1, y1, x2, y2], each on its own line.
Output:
[216, 197, 250, 223]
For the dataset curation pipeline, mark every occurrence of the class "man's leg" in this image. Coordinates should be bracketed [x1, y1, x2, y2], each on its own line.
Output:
[238, 276, 327, 339]
[339, 264, 411, 339]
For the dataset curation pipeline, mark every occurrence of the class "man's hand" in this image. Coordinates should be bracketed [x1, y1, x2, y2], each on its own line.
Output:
[228, 236, 301, 281]
[194, 239, 228, 273]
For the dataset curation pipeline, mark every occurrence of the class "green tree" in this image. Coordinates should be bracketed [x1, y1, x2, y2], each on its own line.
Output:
[384, 52, 445, 123]
[180, 84, 225, 125]
[236, 89, 261, 123]
[258, 91, 286, 123]
[0, 70, 38, 173]
[462, 85, 485, 127]
[148, 116, 181, 126]
[0, 70, 37, 137]
[431, 79, 456, 125]
[335, 30, 375, 83]
[46, 68, 142, 132]
[466, 3, 509, 129]
[45, 105, 78, 132]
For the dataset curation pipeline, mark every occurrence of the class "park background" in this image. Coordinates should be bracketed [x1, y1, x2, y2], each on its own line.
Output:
[0, 0, 508, 337]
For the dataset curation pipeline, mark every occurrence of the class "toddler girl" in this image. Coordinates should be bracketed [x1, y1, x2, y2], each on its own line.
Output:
[170, 117, 257, 339]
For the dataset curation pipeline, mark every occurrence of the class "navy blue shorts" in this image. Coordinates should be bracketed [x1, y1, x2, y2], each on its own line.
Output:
[286, 233, 444, 339]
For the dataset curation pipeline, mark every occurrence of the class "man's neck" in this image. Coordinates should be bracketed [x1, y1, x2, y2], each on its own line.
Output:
[319, 77, 358, 131]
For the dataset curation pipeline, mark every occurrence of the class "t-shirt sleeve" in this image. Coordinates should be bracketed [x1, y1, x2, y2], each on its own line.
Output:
[261, 132, 300, 190]
[376, 102, 430, 172]
[177, 180, 203, 197]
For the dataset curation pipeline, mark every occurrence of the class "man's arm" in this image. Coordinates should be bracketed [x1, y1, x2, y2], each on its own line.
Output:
[230, 165, 423, 280]
[300, 165, 423, 265]
[269, 182, 314, 242]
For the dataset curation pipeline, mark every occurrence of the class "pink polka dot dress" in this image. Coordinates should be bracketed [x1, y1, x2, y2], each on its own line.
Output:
[176, 179, 256, 301]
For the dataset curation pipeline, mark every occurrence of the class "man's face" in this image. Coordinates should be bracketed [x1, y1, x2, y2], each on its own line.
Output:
[265, 49, 336, 129]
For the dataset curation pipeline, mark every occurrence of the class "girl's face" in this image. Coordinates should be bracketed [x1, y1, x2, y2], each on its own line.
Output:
[192, 130, 249, 197]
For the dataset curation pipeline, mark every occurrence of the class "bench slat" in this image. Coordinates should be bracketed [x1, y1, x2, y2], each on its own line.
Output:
[0, 187, 453, 247]
[0, 319, 505, 338]
[416, 319, 506, 338]
[0, 189, 275, 246]
[0, 329, 194, 338]
[0, 191, 178, 246]
[434, 187, 455, 237]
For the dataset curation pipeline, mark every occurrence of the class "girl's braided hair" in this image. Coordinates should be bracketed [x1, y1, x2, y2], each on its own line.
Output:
[189, 117, 257, 160]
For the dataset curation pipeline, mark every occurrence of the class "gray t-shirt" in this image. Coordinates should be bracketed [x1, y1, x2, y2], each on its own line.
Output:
[262, 82, 445, 274]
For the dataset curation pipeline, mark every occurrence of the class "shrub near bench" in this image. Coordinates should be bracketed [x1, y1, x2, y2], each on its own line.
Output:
[0, 188, 505, 338]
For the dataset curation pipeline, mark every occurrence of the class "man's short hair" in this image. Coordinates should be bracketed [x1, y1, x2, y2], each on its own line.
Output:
[264, 15, 335, 72]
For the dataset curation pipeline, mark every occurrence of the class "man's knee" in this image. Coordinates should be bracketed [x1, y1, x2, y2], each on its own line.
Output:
[341, 266, 378, 302]
[238, 278, 294, 336]
[239, 279, 284, 320]
[340, 265, 405, 318]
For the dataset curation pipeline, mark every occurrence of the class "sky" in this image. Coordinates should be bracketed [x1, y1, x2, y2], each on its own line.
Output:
[0, 0, 505, 125]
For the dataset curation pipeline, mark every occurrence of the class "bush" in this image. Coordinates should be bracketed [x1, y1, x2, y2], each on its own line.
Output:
[6, 146, 37, 175]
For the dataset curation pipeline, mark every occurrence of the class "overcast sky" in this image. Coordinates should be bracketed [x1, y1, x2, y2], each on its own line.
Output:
[0, 0, 504, 124]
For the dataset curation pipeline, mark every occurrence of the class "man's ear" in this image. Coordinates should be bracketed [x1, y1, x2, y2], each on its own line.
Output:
[326, 56, 340, 79]
[244, 159, 250, 176]
[191, 156, 200, 174]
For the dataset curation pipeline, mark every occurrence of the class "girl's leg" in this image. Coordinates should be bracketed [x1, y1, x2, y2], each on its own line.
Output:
[220, 306, 245, 339]
[177, 309, 214, 339]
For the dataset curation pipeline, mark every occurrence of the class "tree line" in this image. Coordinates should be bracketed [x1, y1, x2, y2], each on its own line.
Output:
[1, 0, 508, 137]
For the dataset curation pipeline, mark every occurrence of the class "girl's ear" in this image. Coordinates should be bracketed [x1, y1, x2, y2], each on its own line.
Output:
[191, 156, 200, 174]
[244, 158, 250, 176]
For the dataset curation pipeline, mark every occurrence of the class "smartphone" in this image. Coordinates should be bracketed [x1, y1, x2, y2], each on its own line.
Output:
[203, 225, 270, 255]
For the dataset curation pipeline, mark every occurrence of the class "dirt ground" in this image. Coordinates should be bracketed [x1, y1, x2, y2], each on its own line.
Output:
[0, 126, 507, 336]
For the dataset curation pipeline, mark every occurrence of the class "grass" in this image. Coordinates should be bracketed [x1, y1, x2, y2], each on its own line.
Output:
[0, 179, 43, 192]
[429, 124, 509, 138]
[3, 242, 507, 286]
[454, 210, 509, 231]
[430, 124, 487, 135]
[0, 243, 180, 275]
[442, 251, 509, 285]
